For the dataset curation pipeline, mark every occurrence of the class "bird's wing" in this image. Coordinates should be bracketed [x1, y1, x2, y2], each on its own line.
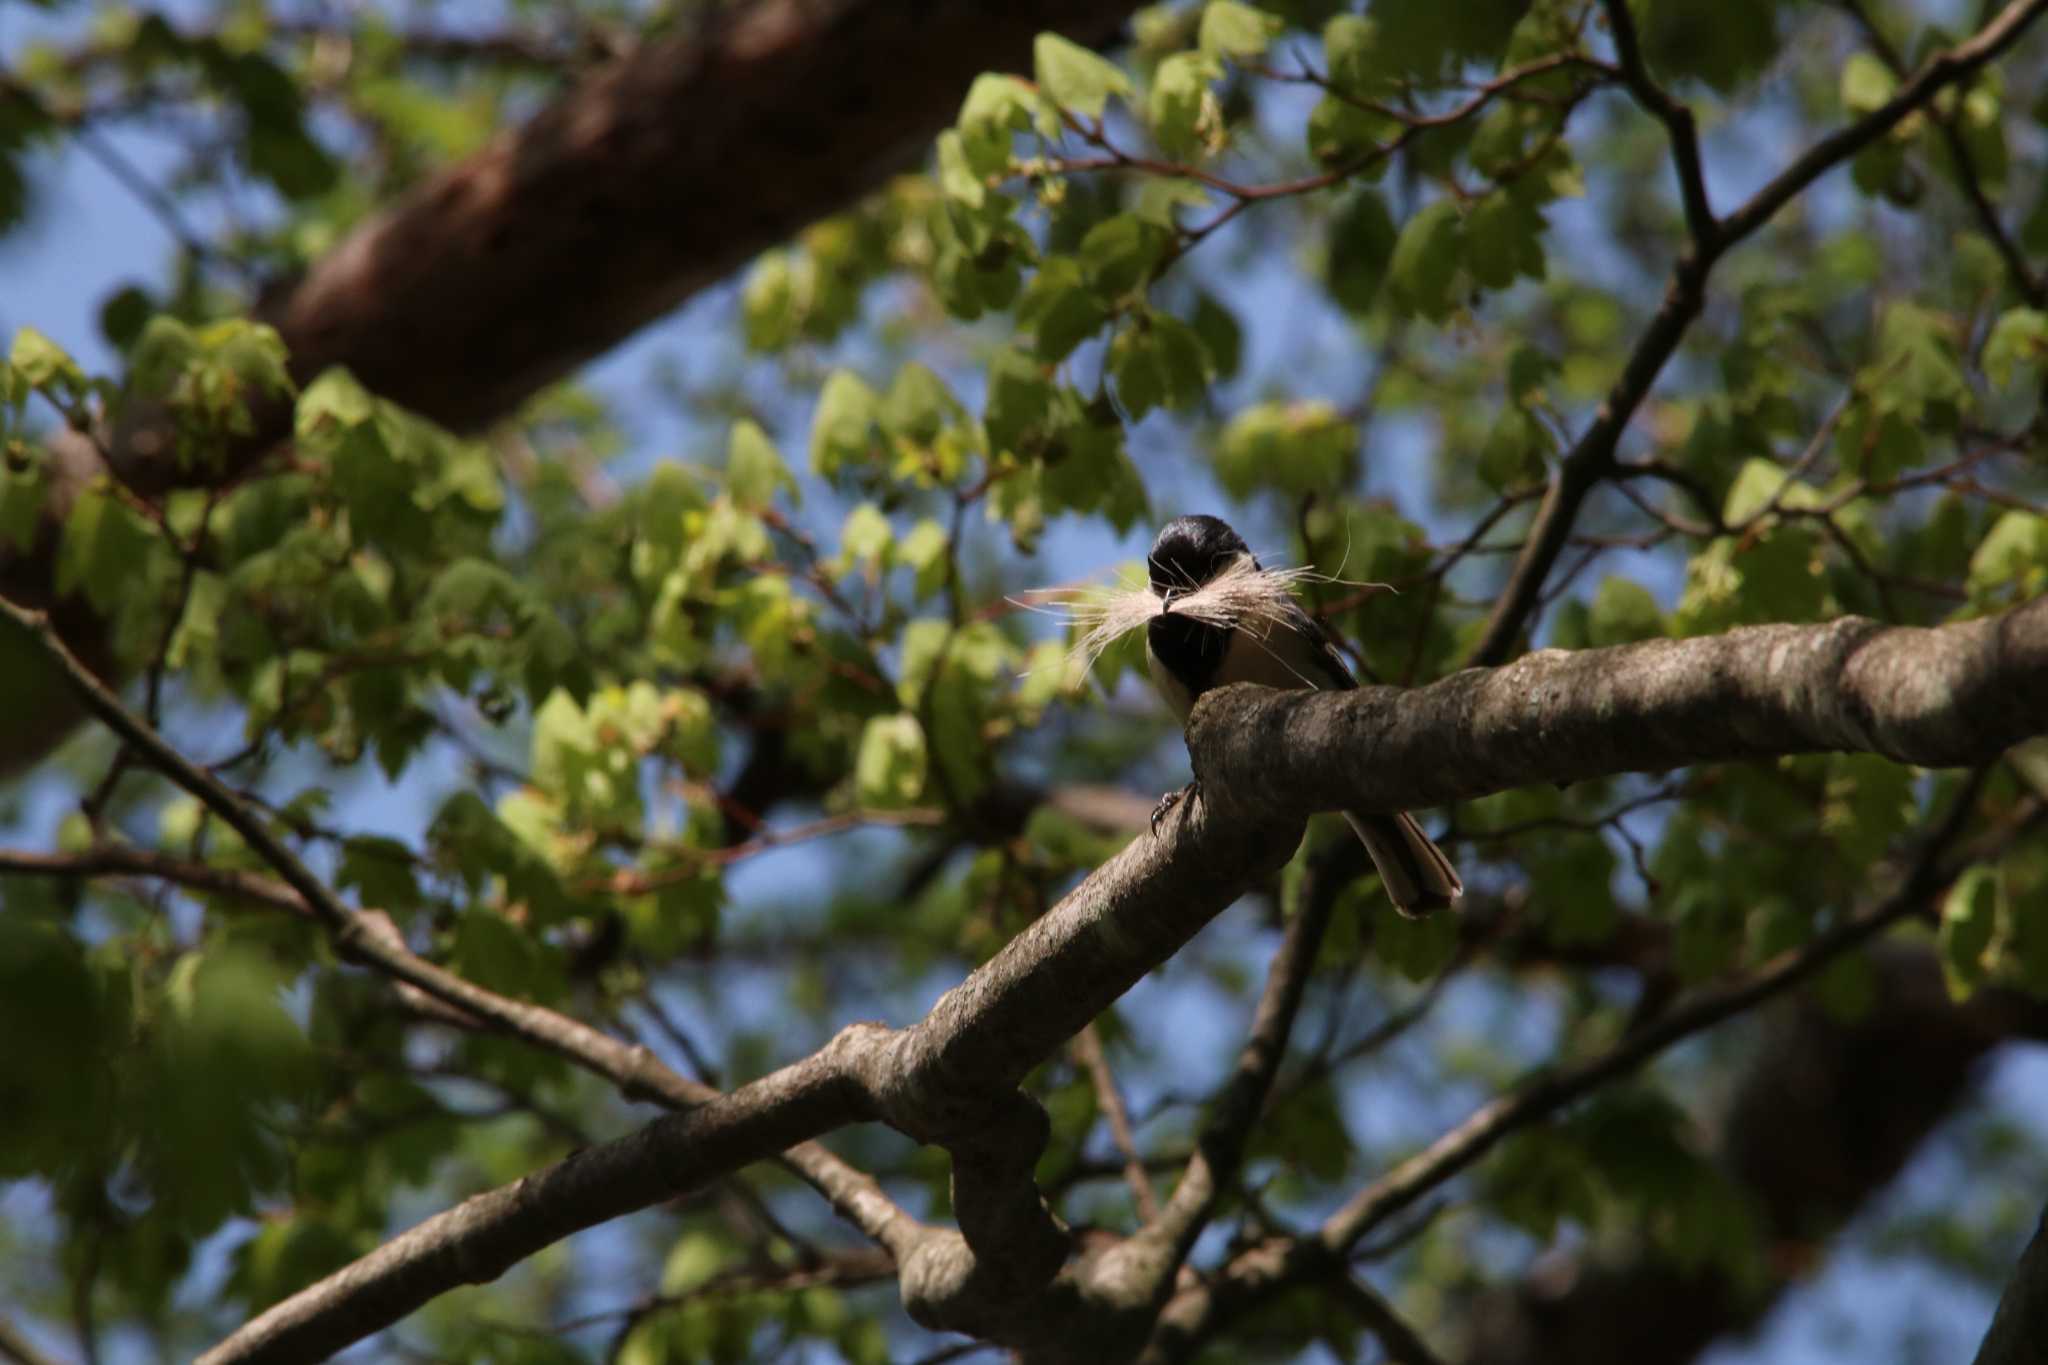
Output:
[1220, 598, 1361, 694]
[1280, 601, 1360, 691]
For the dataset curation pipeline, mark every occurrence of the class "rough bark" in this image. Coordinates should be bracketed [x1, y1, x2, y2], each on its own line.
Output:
[1185, 601, 2048, 824]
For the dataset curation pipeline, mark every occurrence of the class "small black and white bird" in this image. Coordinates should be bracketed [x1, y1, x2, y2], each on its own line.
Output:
[1144, 513, 1462, 917]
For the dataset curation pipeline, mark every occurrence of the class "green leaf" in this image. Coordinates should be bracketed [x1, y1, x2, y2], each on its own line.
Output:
[100, 285, 154, 350]
[1387, 200, 1466, 321]
[0, 921, 108, 1178]
[855, 713, 928, 808]
[1199, 2, 1281, 60]
[1820, 753, 1915, 866]
[726, 418, 794, 511]
[840, 502, 893, 568]
[882, 363, 966, 446]
[1033, 33, 1133, 120]
[1479, 404, 1550, 491]
[1983, 307, 2048, 389]
[900, 519, 951, 600]
[1356, 881, 1456, 977]
[1324, 14, 1394, 96]
[1017, 258, 1111, 362]
[452, 908, 563, 1000]
[337, 835, 422, 914]
[1465, 189, 1548, 290]
[57, 484, 159, 613]
[1306, 94, 1394, 169]
[1639, 0, 1780, 94]
[1840, 52, 1897, 116]
[810, 370, 880, 476]
[1940, 868, 1993, 995]
[1150, 51, 1223, 160]
[10, 326, 83, 393]
[1327, 190, 1399, 314]
[1109, 313, 1211, 419]
[165, 569, 229, 669]
[740, 252, 797, 350]
[295, 367, 377, 438]
[956, 73, 1042, 179]
[1722, 456, 1822, 526]
[1587, 576, 1665, 646]
[1672, 885, 1744, 983]
[1868, 302, 1971, 427]
[1212, 403, 1359, 499]
[1078, 214, 1172, 297]
[1967, 510, 2048, 604]
[0, 454, 45, 554]
[1833, 403, 1923, 481]
[1190, 292, 1243, 379]
[983, 347, 1056, 456]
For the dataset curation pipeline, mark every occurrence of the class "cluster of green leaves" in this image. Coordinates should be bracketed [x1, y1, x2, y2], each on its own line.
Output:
[1487, 1086, 1762, 1278]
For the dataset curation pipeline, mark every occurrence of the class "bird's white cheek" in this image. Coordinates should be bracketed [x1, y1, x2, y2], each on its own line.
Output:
[1146, 640, 1196, 722]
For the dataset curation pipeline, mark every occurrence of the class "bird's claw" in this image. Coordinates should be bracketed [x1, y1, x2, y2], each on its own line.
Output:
[1150, 780, 1200, 838]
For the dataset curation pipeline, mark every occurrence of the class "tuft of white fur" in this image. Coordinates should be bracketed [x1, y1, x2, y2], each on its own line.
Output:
[1014, 553, 1390, 678]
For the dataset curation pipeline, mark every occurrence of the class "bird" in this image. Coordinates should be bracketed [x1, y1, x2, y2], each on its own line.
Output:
[1143, 513, 1462, 917]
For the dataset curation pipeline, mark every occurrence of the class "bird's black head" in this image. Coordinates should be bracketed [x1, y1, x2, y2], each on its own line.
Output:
[1147, 514, 1253, 604]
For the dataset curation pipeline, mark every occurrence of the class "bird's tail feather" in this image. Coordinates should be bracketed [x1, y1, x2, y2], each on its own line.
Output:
[1343, 811, 1462, 918]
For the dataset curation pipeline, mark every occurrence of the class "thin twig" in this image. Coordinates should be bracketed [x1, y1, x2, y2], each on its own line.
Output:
[1072, 1022, 1160, 1221]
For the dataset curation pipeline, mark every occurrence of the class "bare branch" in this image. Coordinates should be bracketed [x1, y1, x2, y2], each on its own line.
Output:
[1072, 1023, 1160, 1222]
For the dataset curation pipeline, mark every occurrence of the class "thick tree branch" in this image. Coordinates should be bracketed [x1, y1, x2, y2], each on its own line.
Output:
[112, 0, 1136, 481]
[1464, 0, 2048, 667]
[1196, 600, 2048, 825]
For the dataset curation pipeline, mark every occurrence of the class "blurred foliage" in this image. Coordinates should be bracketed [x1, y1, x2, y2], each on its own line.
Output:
[2, 0, 2047, 1362]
